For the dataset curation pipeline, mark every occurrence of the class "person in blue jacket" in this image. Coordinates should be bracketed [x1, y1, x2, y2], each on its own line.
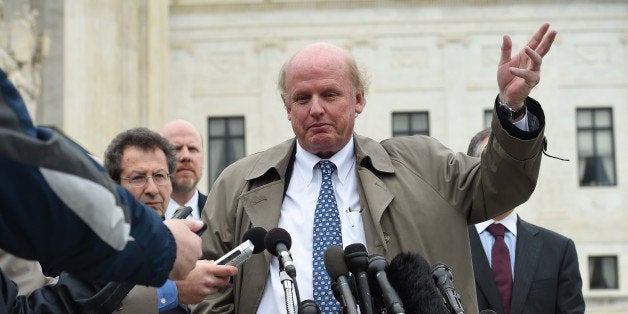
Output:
[0, 69, 203, 311]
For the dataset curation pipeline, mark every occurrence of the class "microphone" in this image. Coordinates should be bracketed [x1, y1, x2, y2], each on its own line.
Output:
[479, 311, 497, 314]
[172, 206, 193, 219]
[214, 227, 267, 266]
[171, 206, 207, 236]
[431, 263, 465, 314]
[264, 228, 296, 277]
[387, 252, 449, 314]
[298, 299, 320, 314]
[324, 246, 358, 314]
[367, 254, 405, 314]
[344, 243, 373, 314]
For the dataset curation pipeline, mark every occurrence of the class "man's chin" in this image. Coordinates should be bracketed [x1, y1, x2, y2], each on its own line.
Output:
[303, 137, 343, 155]
[173, 179, 197, 193]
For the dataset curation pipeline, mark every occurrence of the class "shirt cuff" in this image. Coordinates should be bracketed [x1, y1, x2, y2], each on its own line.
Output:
[512, 113, 530, 132]
[157, 279, 178, 311]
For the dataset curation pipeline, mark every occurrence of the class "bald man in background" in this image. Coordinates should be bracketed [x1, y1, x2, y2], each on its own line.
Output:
[160, 120, 206, 221]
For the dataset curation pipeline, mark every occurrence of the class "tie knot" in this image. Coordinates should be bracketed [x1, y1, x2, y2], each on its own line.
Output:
[487, 223, 506, 237]
[318, 160, 336, 176]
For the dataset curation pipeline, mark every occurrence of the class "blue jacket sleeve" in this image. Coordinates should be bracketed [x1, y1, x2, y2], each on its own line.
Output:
[0, 68, 175, 286]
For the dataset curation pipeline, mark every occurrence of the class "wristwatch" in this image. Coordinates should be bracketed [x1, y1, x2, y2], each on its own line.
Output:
[498, 99, 527, 120]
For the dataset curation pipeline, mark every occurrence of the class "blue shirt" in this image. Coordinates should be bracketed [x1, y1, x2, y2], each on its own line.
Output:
[157, 280, 178, 311]
[475, 211, 518, 279]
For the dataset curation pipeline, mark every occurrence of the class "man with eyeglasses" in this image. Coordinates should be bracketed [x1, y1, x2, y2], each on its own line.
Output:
[105, 127, 175, 218]
[101, 127, 238, 313]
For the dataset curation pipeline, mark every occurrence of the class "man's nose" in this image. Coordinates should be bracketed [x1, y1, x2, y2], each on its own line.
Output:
[179, 147, 191, 161]
[310, 96, 325, 115]
[143, 177, 159, 194]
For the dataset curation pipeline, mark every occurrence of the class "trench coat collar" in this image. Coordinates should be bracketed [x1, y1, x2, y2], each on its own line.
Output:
[243, 133, 396, 182]
[241, 133, 396, 255]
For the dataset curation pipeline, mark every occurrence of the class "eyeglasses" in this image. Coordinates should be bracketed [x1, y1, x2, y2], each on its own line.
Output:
[122, 171, 172, 188]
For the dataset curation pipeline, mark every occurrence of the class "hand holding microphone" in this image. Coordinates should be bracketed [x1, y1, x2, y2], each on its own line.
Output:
[214, 226, 267, 266]
[171, 206, 207, 236]
[176, 227, 266, 304]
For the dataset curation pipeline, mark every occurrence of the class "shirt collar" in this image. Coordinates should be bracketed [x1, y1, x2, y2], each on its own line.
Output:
[294, 138, 355, 185]
[475, 210, 518, 236]
[167, 190, 199, 211]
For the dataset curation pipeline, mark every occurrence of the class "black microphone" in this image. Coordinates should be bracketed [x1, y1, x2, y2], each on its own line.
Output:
[324, 246, 358, 314]
[367, 254, 405, 314]
[298, 299, 320, 314]
[264, 228, 297, 277]
[431, 263, 464, 314]
[172, 206, 193, 219]
[388, 252, 449, 314]
[344, 243, 373, 314]
[172, 206, 207, 236]
[214, 227, 267, 266]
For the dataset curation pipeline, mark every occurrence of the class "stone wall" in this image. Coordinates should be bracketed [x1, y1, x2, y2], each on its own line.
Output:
[0, 0, 49, 117]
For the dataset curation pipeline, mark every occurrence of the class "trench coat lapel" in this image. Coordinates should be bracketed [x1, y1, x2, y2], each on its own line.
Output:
[241, 181, 285, 265]
[354, 134, 395, 255]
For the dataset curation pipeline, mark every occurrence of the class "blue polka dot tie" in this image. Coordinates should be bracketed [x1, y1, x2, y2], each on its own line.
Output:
[312, 160, 342, 314]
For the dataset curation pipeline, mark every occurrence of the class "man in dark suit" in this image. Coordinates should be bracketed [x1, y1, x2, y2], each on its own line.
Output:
[160, 119, 207, 220]
[467, 128, 585, 314]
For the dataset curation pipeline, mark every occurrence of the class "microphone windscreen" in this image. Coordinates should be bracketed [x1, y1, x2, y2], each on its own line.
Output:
[264, 228, 292, 256]
[242, 227, 267, 254]
[367, 254, 387, 273]
[324, 245, 349, 280]
[388, 252, 448, 314]
[344, 243, 369, 273]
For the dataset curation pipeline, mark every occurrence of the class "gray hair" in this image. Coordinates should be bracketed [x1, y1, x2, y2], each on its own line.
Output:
[104, 127, 177, 183]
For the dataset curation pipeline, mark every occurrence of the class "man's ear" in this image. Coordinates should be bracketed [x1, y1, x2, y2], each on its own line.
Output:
[283, 96, 292, 121]
[355, 91, 365, 114]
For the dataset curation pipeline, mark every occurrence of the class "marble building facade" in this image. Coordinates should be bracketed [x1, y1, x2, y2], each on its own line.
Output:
[3, 0, 627, 312]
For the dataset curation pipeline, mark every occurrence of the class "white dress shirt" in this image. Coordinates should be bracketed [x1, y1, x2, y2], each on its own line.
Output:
[164, 190, 201, 221]
[475, 210, 518, 278]
[257, 138, 367, 313]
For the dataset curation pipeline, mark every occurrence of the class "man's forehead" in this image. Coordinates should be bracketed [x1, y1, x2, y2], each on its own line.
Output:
[120, 146, 169, 173]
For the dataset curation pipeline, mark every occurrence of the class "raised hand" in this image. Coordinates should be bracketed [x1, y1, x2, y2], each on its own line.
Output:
[497, 23, 557, 109]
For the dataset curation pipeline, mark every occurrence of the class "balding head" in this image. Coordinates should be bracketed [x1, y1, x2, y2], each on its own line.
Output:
[159, 119, 202, 144]
[278, 43, 367, 102]
[277, 42, 369, 158]
[159, 120, 204, 203]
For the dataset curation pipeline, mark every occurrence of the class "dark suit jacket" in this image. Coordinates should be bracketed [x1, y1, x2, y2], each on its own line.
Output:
[198, 191, 207, 215]
[468, 216, 585, 314]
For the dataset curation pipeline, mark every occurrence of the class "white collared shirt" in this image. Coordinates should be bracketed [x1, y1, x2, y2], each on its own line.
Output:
[475, 210, 518, 278]
[164, 190, 201, 221]
[257, 138, 367, 313]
